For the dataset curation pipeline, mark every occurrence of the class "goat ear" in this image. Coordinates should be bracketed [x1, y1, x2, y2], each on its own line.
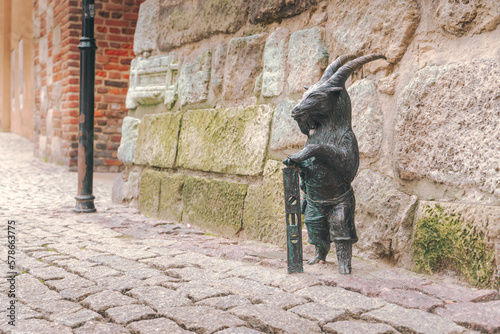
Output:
[303, 85, 311, 90]
[328, 87, 343, 94]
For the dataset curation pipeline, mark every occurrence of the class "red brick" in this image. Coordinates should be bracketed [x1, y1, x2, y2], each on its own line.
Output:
[104, 49, 129, 57]
[105, 159, 122, 166]
[105, 19, 129, 27]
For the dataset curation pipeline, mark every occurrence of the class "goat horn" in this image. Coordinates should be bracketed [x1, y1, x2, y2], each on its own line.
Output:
[329, 54, 387, 86]
[319, 54, 357, 83]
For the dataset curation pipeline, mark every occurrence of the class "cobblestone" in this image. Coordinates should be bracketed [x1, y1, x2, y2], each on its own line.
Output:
[0, 132, 495, 333]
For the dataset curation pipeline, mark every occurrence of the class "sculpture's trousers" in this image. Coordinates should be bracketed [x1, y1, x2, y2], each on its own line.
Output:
[304, 188, 358, 249]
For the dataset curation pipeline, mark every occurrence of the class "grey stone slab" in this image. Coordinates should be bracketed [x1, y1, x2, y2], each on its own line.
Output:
[60, 285, 104, 301]
[176, 282, 231, 302]
[28, 266, 71, 280]
[323, 320, 398, 334]
[128, 286, 192, 313]
[178, 49, 211, 106]
[32, 299, 82, 316]
[379, 288, 444, 311]
[105, 304, 157, 325]
[417, 282, 499, 303]
[195, 295, 252, 311]
[17, 302, 43, 321]
[95, 275, 145, 292]
[251, 291, 309, 310]
[214, 328, 264, 334]
[127, 318, 193, 334]
[45, 274, 95, 291]
[296, 286, 387, 314]
[262, 27, 288, 97]
[82, 290, 138, 312]
[75, 321, 131, 334]
[434, 300, 500, 333]
[0, 318, 72, 334]
[289, 302, 347, 325]
[51, 308, 102, 328]
[165, 306, 246, 334]
[362, 303, 468, 334]
[213, 277, 282, 299]
[229, 304, 322, 333]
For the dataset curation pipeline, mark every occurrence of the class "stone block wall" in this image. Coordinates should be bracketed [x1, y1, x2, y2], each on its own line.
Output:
[114, 0, 500, 284]
[34, 0, 144, 171]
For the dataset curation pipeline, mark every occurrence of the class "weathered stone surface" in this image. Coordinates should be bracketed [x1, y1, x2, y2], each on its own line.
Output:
[178, 49, 212, 106]
[126, 55, 179, 110]
[362, 303, 468, 334]
[128, 286, 192, 313]
[28, 266, 70, 280]
[52, 308, 102, 328]
[139, 169, 161, 218]
[436, 0, 500, 37]
[295, 286, 387, 313]
[196, 295, 252, 311]
[243, 160, 285, 246]
[182, 176, 247, 238]
[378, 73, 399, 95]
[323, 321, 398, 334]
[395, 59, 500, 197]
[262, 28, 289, 97]
[252, 291, 309, 310]
[416, 280, 499, 303]
[2, 319, 72, 334]
[249, 0, 317, 24]
[210, 43, 226, 97]
[127, 318, 193, 334]
[352, 169, 418, 264]
[223, 34, 266, 100]
[157, 0, 249, 52]
[289, 302, 346, 325]
[118, 117, 141, 165]
[434, 300, 500, 333]
[287, 27, 328, 93]
[105, 304, 156, 325]
[326, 0, 420, 63]
[229, 304, 322, 333]
[269, 98, 307, 151]
[177, 105, 273, 175]
[81, 290, 138, 312]
[176, 282, 231, 303]
[134, 112, 182, 168]
[348, 79, 383, 158]
[134, 0, 160, 55]
[215, 328, 263, 334]
[379, 289, 443, 311]
[165, 306, 246, 334]
[74, 321, 130, 334]
[158, 173, 185, 222]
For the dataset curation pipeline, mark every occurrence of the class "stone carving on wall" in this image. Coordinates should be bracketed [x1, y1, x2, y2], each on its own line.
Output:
[125, 54, 179, 110]
[284, 54, 387, 274]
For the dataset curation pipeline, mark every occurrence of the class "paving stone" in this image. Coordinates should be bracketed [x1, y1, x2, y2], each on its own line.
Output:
[214, 328, 264, 334]
[417, 282, 499, 303]
[379, 288, 444, 311]
[195, 295, 252, 310]
[165, 266, 228, 282]
[17, 302, 43, 321]
[45, 274, 95, 291]
[0, 318, 73, 334]
[95, 274, 146, 291]
[229, 304, 322, 333]
[127, 317, 193, 334]
[296, 285, 387, 314]
[289, 302, 347, 325]
[176, 282, 232, 302]
[82, 290, 139, 312]
[213, 277, 282, 299]
[28, 266, 71, 280]
[105, 304, 157, 325]
[128, 286, 192, 313]
[164, 306, 246, 334]
[59, 285, 103, 302]
[251, 291, 309, 310]
[362, 303, 468, 334]
[75, 265, 122, 280]
[74, 320, 131, 334]
[32, 299, 82, 316]
[52, 308, 102, 328]
[434, 300, 500, 333]
[323, 320, 398, 334]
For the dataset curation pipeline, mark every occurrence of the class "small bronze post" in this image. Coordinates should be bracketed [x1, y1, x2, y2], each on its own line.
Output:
[75, 0, 97, 213]
[283, 166, 304, 274]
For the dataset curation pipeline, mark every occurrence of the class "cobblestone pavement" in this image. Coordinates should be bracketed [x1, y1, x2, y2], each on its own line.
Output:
[0, 132, 499, 334]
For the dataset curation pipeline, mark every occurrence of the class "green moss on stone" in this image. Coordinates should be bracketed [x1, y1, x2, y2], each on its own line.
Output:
[182, 176, 247, 238]
[243, 160, 286, 247]
[134, 112, 183, 168]
[139, 169, 162, 218]
[177, 105, 273, 176]
[413, 205, 496, 288]
[158, 173, 185, 222]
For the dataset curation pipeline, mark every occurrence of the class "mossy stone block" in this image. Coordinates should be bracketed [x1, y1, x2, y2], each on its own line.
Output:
[243, 160, 286, 247]
[177, 105, 273, 176]
[139, 169, 162, 218]
[182, 176, 247, 238]
[158, 173, 185, 222]
[413, 201, 499, 288]
[134, 112, 182, 168]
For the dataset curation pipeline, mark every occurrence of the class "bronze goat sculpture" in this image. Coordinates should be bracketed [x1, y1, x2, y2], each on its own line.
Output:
[284, 54, 386, 274]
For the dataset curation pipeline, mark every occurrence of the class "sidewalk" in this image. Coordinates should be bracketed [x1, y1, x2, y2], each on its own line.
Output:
[0, 132, 498, 334]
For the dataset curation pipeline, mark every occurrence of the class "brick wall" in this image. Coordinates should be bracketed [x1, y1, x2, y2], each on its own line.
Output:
[34, 0, 144, 172]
